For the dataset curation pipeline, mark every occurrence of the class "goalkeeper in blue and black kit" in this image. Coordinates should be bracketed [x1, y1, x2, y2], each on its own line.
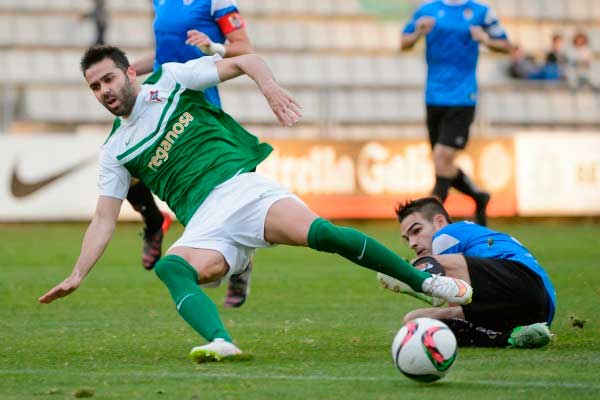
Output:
[401, 0, 511, 226]
[379, 197, 555, 348]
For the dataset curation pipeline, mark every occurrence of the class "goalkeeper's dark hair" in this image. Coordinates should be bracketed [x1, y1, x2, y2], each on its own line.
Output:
[80, 45, 130, 75]
[395, 197, 452, 224]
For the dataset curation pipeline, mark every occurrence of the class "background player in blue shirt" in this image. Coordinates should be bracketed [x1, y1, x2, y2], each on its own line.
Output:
[129, 0, 254, 307]
[379, 197, 555, 348]
[401, 0, 511, 226]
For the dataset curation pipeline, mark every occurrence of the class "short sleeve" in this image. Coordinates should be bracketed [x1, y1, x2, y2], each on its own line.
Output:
[211, 0, 239, 18]
[432, 233, 463, 255]
[98, 149, 131, 200]
[403, 6, 423, 34]
[162, 55, 222, 91]
[482, 7, 508, 40]
[211, 0, 245, 35]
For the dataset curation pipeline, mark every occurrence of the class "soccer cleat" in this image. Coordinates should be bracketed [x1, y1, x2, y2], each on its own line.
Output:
[189, 339, 242, 363]
[474, 191, 490, 227]
[508, 322, 552, 349]
[224, 261, 252, 308]
[141, 212, 172, 270]
[421, 274, 473, 305]
[377, 273, 447, 307]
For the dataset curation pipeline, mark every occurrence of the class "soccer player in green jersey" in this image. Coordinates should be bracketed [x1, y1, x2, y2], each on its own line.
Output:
[39, 45, 473, 362]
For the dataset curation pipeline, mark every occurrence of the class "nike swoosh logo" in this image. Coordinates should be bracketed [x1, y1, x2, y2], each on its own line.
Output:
[176, 293, 197, 311]
[11, 156, 97, 198]
[357, 239, 367, 260]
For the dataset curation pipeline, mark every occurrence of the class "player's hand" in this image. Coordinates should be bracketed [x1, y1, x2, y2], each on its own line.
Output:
[185, 30, 226, 56]
[470, 26, 490, 45]
[416, 16, 436, 35]
[39, 275, 81, 304]
[186, 30, 212, 52]
[262, 82, 302, 127]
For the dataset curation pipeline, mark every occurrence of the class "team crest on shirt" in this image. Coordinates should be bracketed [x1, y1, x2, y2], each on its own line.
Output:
[463, 8, 474, 21]
[148, 90, 163, 103]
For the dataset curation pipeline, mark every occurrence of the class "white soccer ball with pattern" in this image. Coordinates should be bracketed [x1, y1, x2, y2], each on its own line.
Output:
[391, 317, 457, 382]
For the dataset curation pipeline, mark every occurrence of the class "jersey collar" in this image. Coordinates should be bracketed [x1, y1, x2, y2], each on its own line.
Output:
[442, 0, 468, 6]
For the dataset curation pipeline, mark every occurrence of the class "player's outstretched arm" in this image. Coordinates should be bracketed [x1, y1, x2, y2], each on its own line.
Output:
[132, 52, 156, 76]
[216, 54, 302, 126]
[39, 196, 122, 304]
[469, 26, 511, 53]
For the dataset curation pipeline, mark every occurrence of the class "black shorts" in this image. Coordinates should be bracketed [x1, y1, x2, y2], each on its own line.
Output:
[461, 257, 550, 332]
[426, 105, 475, 150]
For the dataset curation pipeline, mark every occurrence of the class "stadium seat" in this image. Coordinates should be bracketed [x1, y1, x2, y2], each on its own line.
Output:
[520, 0, 542, 20]
[573, 92, 600, 124]
[478, 57, 512, 85]
[108, 0, 151, 12]
[550, 92, 576, 124]
[490, 0, 519, 19]
[589, 28, 600, 54]
[567, 0, 591, 21]
[527, 92, 554, 124]
[544, 0, 568, 21]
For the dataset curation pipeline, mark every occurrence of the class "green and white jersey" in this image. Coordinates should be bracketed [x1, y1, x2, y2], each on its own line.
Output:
[99, 55, 273, 226]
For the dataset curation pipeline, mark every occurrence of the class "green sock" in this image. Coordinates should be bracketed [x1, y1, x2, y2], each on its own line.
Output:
[307, 218, 430, 292]
[154, 255, 232, 343]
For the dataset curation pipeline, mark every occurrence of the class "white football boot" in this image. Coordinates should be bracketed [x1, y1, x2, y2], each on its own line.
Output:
[421, 274, 473, 305]
[189, 339, 242, 363]
[377, 273, 447, 307]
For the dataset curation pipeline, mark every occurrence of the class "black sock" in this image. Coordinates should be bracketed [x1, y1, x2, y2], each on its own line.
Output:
[441, 318, 510, 348]
[432, 176, 453, 202]
[451, 169, 482, 198]
[126, 182, 163, 234]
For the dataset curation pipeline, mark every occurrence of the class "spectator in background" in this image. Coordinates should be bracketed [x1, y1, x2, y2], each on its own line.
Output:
[566, 32, 598, 92]
[127, 0, 255, 309]
[545, 34, 567, 69]
[508, 35, 566, 82]
[401, 0, 511, 227]
[540, 33, 566, 81]
[508, 45, 538, 79]
[81, 0, 108, 45]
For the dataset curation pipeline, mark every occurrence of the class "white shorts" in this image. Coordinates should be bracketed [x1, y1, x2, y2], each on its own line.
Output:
[169, 172, 302, 286]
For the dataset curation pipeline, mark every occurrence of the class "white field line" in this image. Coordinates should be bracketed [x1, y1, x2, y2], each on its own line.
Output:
[0, 369, 598, 390]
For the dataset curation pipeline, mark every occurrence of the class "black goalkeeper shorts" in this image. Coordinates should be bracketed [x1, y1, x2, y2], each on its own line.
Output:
[426, 105, 475, 150]
[461, 257, 550, 332]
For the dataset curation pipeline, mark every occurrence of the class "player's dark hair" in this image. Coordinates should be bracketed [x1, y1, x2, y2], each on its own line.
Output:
[80, 45, 130, 75]
[395, 197, 452, 224]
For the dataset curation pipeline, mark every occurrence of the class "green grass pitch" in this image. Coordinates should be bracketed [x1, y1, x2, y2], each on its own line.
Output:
[1, 220, 599, 399]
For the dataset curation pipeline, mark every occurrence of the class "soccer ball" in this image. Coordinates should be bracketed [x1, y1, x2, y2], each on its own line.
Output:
[391, 317, 457, 383]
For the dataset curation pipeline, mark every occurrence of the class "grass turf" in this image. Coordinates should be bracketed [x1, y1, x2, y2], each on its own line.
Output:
[1, 220, 599, 399]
